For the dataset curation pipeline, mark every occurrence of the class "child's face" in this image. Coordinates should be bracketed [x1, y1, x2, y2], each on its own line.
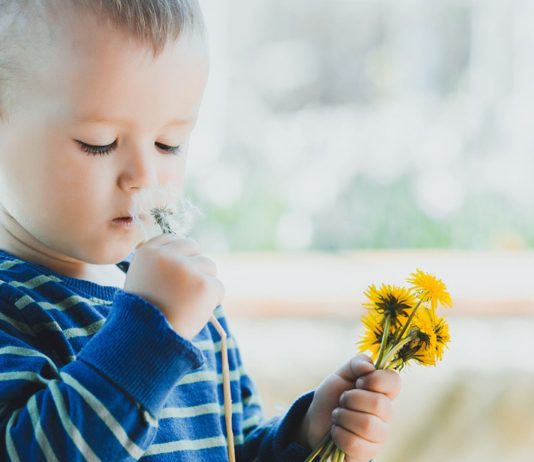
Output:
[0, 11, 209, 266]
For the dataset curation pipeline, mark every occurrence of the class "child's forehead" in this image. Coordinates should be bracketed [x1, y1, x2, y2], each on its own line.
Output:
[71, 2, 205, 57]
[1, 1, 207, 123]
[5, 1, 207, 83]
[53, 6, 206, 64]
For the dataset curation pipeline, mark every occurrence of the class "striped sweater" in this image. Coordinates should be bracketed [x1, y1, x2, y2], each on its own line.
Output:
[0, 248, 315, 461]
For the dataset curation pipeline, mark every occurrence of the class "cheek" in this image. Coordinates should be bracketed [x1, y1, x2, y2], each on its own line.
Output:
[28, 139, 111, 223]
[45, 131, 114, 194]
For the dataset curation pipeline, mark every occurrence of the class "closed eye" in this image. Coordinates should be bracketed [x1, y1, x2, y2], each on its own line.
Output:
[76, 140, 117, 156]
[155, 142, 181, 155]
[76, 140, 181, 156]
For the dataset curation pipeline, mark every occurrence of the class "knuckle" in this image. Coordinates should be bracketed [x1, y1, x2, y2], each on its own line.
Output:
[373, 394, 387, 414]
[195, 275, 209, 291]
[360, 415, 376, 434]
[332, 423, 363, 456]
[191, 274, 209, 291]
[379, 396, 393, 419]
[346, 435, 364, 455]
[366, 374, 380, 390]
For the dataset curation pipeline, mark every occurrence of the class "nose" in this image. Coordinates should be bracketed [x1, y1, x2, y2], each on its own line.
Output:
[118, 144, 158, 191]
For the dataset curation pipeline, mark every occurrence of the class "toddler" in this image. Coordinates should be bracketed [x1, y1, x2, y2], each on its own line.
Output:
[0, 1, 401, 460]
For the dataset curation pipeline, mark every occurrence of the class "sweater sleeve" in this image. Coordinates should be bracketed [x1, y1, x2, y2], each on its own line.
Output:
[212, 306, 315, 462]
[0, 289, 205, 461]
[239, 371, 316, 462]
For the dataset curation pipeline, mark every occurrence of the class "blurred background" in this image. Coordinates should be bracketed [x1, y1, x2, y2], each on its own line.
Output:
[187, 1, 534, 461]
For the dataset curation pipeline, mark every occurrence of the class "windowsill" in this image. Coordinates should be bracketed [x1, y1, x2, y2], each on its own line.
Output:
[212, 249, 534, 317]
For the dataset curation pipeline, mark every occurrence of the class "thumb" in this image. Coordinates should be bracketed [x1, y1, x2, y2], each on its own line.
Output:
[336, 354, 376, 384]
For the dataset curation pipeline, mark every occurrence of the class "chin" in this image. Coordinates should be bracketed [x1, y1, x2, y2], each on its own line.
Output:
[81, 243, 135, 265]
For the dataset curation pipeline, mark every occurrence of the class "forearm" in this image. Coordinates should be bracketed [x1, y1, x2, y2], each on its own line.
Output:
[0, 290, 206, 461]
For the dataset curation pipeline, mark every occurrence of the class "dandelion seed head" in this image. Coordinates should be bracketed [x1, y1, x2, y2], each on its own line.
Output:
[129, 184, 204, 241]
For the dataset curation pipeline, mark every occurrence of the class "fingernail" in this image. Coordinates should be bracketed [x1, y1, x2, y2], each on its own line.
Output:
[331, 408, 339, 423]
[356, 378, 364, 388]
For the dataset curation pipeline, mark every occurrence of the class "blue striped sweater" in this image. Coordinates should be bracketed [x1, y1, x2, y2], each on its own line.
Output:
[0, 248, 315, 461]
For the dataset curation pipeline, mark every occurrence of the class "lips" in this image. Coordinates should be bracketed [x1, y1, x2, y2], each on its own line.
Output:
[113, 212, 147, 221]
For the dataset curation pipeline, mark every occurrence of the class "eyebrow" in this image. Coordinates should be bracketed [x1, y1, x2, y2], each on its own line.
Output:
[74, 115, 195, 128]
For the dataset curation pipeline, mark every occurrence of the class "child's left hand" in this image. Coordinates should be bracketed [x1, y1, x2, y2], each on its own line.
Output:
[296, 355, 401, 462]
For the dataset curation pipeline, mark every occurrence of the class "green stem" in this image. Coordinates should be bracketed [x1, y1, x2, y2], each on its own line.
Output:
[334, 447, 347, 462]
[394, 299, 423, 344]
[375, 316, 391, 369]
[378, 334, 413, 369]
[318, 440, 335, 462]
[304, 433, 333, 462]
[386, 358, 403, 370]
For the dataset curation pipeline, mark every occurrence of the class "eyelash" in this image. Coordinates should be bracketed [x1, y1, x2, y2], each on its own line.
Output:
[76, 140, 181, 156]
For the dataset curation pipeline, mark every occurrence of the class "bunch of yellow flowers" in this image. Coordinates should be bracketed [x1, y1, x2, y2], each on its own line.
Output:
[306, 269, 452, 462]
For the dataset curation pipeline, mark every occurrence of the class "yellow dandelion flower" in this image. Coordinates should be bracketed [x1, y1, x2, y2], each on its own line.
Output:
[357, 310, 390, 362]
[427, 308, 450, 362]
[394, 310, 438, 368]
[363, 283, 417, 329]
[411, 310, 439, 366]
[407, 269, 452, 310]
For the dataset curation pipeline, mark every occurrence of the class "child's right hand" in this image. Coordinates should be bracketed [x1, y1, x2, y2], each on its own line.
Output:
[123, 234, 225, 340]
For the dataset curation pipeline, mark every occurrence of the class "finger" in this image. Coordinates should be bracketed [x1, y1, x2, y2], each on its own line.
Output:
[356, 370, 401, 399]
[332, 408, 388, 444]
[339, 389, 393, 422]
[135, 232, 178, 249]
[190, 255, 218, 276]
[336, 355, 375, 383]
[354, 353, 373, 365]
[331, 424, 380, 461]
[161, 238, 202, 256]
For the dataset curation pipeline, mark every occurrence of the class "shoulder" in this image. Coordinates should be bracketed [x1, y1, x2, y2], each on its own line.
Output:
[0, 250, 77, 308]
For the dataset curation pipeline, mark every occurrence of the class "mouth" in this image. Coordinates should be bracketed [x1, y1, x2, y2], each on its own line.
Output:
[112, 210, 149, 224]
[112, 216, 134, 225]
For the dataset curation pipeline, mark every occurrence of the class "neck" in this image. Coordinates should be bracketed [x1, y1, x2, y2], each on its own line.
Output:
[0, 204, 113, 283]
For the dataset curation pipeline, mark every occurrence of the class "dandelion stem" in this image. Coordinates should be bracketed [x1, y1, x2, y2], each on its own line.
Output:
[304, 431, 335, 462]
[209, 315, 235, 462]
[318, 439, 335, 462]
[150, 207, 236, 461]
[394, 299, 423, 345]
[333, 447, 346, 462]
[375, 316, 391, 369]
[378, 334, 413, 368]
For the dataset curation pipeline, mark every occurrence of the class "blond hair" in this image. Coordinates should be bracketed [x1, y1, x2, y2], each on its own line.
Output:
[0, 0, 205, 120]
